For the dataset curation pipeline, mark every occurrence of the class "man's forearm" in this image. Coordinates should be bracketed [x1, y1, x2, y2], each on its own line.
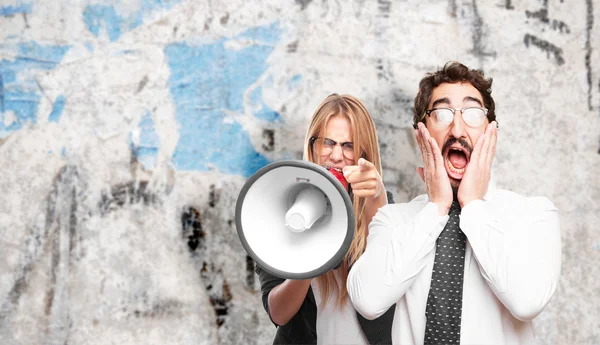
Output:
[349, 203, 448, 319]
[460, 197, 561, 321]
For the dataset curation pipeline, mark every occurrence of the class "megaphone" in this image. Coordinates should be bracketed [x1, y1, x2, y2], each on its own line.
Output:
[235, 160, 355, 279]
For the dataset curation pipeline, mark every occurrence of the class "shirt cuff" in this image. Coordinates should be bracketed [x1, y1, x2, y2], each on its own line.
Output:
[459, 199, 503, 236]
[417, 202, 450, 237]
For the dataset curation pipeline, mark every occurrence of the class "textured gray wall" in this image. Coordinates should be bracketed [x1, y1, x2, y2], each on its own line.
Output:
[0, 0, 598, 344]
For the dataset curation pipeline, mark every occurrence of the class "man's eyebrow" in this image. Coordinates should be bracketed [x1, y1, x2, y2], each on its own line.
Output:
[431, 96, 484, 109]
[431, 97, 450, 108]
[464, 96, 483, 107]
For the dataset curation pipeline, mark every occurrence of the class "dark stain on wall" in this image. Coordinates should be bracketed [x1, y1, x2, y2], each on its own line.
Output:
[387, 90, 415, 125]
[262, 129, 275, 152]
[98, 181, 159, 215]
[470, 0, 497, 67]
[448, 0, 457, 17]
[46, 233, 61, 319]
[526, 8, 550, 23]
[204, 17, 212, 31]
[246, 255, 255, 291]
[212, 282, 232, 327]
[505, 0, 514, 10]
[201, 262, 233, 327]
[181, 207, 205, 252]
[378, 0, 391, 17]
[0, 276, 26, 327]
[287, 40, 299, 53]
[550, 20, 570, 34]
[23, 165, 80, 341]
[376, 58, 388, 81]
[295, 0, 312, 11]
[44, 166, 79, 322]
[374, 0, 392, 81]
[23, 12, 30, 28]
[523, 34, 565, 66]
[136, 75, 149, 93]
[220, 13, 229, 25]
[44, 177, 79, 320]
[525, 8, 570, 34]
[68, 186, 78, 254]
[132, 299, 185, 318]
[208, 184, 222, 207]
[181, 206, 234, 328]
[585, 0, 594, 111]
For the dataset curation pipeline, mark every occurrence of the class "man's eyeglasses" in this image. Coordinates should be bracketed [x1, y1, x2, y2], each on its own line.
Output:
[310, 136, 355, 159]
[424, 107, 489, 128]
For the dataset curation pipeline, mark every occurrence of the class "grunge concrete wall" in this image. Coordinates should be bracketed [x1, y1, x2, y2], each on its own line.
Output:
[0, 0, 598, 344]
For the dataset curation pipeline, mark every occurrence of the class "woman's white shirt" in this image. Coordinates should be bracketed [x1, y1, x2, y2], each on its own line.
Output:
[311, 269, 368, 345]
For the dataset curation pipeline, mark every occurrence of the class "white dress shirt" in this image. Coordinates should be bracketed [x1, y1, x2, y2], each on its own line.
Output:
[347, 181, 561, 345]
[312, 270, 369, 345]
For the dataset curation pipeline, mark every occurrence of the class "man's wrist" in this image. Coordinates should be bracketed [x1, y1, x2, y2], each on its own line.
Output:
[459, 196, 482, 209]
[435, 202, 451, 216]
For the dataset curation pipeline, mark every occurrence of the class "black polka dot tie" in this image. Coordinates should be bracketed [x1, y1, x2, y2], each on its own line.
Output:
[424, 200, 466, 345]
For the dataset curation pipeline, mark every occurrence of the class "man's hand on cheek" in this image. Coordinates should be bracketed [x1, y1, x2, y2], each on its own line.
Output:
[415, 122, 454, 216]
[457, 121, 498, 208]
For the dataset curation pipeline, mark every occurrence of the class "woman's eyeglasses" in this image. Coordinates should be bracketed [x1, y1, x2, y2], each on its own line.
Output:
[310, 136, 355, 159]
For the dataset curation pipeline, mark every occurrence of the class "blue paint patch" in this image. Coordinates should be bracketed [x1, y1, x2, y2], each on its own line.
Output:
[236, 22, 282, 45]
[2, 70, 16, 83]
[117, 49, 136, 55]
[0, 1, 33, 16]
[61, 146, 66, 156]
[130, 112, 160, 170]
[84, 42, 94, 52]
[0, 41, 70, 137]
[249, 86, 281, 123]
[16, 40, 70, 62]
[83, 0, 182, 42]
[0, 73, 4, 113]
[165, 22, 288, 177]
[48, 95, 66, 123]
[83, 5, 122, 42]
[289, 74, 302, 88]
[0, 90, 39, 137]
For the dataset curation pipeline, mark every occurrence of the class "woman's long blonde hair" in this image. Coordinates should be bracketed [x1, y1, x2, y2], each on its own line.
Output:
[303, 93, 383, 308]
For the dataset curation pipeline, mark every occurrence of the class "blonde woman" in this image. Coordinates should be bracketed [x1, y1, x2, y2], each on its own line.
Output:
[255, 94, 395, 344]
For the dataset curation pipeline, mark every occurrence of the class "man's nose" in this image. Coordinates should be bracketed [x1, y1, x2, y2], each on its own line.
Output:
[450, 110, 467, 138]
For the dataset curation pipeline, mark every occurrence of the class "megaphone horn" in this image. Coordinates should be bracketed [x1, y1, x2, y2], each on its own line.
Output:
[235, 160, 355, 279]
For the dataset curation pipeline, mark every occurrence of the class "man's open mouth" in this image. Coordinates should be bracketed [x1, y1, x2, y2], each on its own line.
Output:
[444, 146, 470, 179]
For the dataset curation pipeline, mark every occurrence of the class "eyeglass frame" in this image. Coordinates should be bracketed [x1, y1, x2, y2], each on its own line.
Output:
[416, 107, 493, 129]
[309, 136, 356, 159]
